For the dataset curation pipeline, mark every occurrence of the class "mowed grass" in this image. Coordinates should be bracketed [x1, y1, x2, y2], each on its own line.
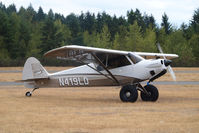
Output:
[0, 67, 199, 133]
[0, 86, 199, 133]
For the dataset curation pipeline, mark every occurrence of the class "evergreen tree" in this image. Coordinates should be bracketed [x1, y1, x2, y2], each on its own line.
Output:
[118, 16, 127, 26]
[65, 13, 80, 38]
[161, 13, 172, 34]
[6, 4, 16, 13]
[109, 15, 119, 40]
[142, 25, 157, 52]
[26, 25, 42, 58]
[95, 25, 111, 48]
[47, 9, 54, 20]
[83, 31, 96, 46]
[65, 13, 82, 45]
[17, 18, 31, 57]
[127, 9, 136, 24]
[54, 19, 71, 46]
[191, 8, 199, 34]
[26, 4, 36, 22]
[0, 2, 6, 11]
[143, 14, 156, 29]
[36, 7, 45, 21]
[0, 10, 9, 59]
[168, 30, 195, 66]
[96, 13, 103, 33]
[126, 21, 143, 51]
[189, 34, 199, 60]
[127, 9, 145, 33]
[18, 6, 26, 17]
[113, 25, 128, 50]
[40, 18, 58, 54]
[0, 2, 198, 66]
[5, 12, 20, 59]
[84, 12, 96, 34]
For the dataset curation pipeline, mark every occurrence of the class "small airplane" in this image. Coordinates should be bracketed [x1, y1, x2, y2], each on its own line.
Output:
[21, 44, 178, 102]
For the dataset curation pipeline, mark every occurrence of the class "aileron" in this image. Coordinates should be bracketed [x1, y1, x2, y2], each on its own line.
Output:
[134, 52, 179, 59]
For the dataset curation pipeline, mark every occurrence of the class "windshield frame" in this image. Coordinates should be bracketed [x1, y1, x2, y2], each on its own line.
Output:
[128, 52, 144, 64]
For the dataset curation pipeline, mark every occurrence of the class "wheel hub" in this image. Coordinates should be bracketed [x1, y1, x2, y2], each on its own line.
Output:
[148, 92, 151, 96]
[125, 91, 131, 98]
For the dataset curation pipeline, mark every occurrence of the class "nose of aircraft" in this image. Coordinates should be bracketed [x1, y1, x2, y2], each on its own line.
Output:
[164, 60, 172, 66]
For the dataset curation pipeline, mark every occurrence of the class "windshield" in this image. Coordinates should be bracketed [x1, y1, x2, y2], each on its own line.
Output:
[128, 52, 143, 64]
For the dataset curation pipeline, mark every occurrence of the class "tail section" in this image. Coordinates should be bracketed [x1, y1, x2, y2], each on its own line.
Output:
[22, 57, 49, 88]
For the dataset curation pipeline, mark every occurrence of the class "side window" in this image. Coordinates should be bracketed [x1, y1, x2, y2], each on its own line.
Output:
[107, 55, 131, 69]
[96, 54, 131, 71]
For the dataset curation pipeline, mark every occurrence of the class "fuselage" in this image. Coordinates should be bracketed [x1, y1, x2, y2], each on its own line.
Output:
[34, 56, 167, 88]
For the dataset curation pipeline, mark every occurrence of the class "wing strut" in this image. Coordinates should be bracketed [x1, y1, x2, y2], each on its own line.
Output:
[91, 53, 120, 85]
[75, 57, 116, 82]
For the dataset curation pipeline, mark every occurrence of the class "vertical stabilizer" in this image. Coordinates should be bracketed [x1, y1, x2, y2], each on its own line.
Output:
[22, 57, 49, 80]
[22, 57, 49, 88]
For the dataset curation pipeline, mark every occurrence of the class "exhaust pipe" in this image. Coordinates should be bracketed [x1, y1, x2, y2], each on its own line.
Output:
[149, 69, 167, 82]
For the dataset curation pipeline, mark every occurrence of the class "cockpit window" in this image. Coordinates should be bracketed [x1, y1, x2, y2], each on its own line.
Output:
[96, 54, 131, 70]
[106, 55, 131, 69]
[128, 53, 143, 64]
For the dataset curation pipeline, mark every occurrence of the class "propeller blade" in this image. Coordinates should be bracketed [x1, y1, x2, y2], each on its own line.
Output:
[157, 43, 176, 81]
[168, 64, 176, 81]
[157, 43, 166, 60]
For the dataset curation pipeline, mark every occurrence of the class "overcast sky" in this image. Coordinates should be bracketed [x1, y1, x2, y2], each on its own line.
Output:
[1, 0, 199, 27]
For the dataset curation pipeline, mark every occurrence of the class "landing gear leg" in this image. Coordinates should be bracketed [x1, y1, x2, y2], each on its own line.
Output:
[25, 88, 39, 97]
[137, 83, 159, 102]
[137, 83, 150, 96]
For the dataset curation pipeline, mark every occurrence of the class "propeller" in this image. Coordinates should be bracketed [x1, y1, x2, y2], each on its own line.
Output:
[157, 43, 176, 81]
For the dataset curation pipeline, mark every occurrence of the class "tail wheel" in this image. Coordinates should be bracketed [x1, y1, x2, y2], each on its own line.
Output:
[25, 91, 32, 97]
[120, 85, 138, 102]
[25, 88, 38, 97]
[141, 84, 159, 101]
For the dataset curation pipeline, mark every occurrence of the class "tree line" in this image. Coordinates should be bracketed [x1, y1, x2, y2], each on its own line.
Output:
[0, 2, 199, 66]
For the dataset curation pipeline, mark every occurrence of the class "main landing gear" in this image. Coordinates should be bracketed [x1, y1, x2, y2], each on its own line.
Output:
[25, 88, 39, 97]
[140, 84, 159, 101]
[119, 83, 159, 102]
[120, 85, 138, 102]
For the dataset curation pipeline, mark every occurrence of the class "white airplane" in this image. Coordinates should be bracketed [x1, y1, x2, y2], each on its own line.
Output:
[21, 44, 178, 102]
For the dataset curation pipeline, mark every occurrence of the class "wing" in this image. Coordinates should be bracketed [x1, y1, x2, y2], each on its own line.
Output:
[44, 45, 179, 61]
[44, 45, 178, 85]
[44, 45, 129, 85]
[134, 52, 179, 59]
[44, 45, 129, 63]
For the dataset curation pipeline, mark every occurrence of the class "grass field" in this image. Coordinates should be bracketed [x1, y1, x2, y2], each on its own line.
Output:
[0, 67, 199, 133]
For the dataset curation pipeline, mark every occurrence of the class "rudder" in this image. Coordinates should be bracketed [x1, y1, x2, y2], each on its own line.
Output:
[22, 57, 49, 80]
